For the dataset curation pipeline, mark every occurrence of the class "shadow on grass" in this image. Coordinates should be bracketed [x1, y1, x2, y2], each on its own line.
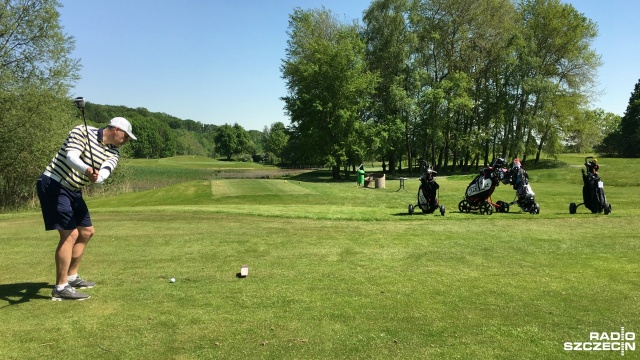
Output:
[0, 282, 51, 308]
[392, 212, 445, 217]
[287, 170, 348, 183]
[392, 212, 413, 216]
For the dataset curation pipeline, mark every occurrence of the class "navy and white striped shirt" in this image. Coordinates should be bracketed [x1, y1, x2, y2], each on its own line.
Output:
[44, 125, 120, 191]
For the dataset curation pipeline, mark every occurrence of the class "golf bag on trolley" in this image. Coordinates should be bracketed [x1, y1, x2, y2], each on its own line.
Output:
[570, 157, 611, 215]
[408, 161, 445, 216]
[458, 158, 507, 215]
[500, 158, 540, 214]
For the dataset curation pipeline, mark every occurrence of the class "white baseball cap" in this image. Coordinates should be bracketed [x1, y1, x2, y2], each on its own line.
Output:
[109, 117, 137, 140]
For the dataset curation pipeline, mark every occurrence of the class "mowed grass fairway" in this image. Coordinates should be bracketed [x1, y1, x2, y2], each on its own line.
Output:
[1, 155, 638, 359]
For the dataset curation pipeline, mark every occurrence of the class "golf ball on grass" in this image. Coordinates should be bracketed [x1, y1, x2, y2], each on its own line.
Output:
[170, 277, 176, 283]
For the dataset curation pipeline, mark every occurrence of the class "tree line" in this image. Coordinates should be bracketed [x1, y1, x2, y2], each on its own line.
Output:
[280, 0, 629, 179]
[81, 102, 293, 164]
[597, 80, 640, 157]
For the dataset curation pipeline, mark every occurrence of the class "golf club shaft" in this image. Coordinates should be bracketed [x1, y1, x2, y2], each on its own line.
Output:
[81, 108, 96, 170]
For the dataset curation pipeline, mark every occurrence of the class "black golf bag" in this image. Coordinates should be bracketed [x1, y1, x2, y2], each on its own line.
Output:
[500, 158, 540, 214]
[408, 162, 445, 216]
[570, 157, 611, 215]
[458, 158, 507, 215]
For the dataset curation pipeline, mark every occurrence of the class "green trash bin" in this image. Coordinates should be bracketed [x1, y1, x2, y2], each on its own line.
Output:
[357, 169, 365, 186]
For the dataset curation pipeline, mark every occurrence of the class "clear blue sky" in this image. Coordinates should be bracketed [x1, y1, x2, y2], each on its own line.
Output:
[57, 0, 640, 131]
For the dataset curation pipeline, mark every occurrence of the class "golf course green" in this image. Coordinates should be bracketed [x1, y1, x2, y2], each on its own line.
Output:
[0, 154, 637, 359]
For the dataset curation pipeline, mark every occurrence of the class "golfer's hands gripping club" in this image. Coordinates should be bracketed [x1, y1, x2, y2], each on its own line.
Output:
[85, 167, 99, 183]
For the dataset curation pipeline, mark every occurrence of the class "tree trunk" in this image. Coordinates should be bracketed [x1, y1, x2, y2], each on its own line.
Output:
[443, 143, 450, 172]
[535, 143, 542, 164]
[332, 165, 341, 180]
[431, 143, 437, 169]
[388, 156, 396, 175]
[405, 132, 413, 174]
[484, 140, 490, 168]
[535, 127, 550, 164]
[492, 136, 498, 165]
[451, 147, 458, 172]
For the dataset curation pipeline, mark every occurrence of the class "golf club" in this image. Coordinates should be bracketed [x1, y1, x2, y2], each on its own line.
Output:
[74, 97, 95, 170]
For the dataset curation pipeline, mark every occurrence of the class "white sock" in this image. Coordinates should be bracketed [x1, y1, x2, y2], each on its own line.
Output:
[67, 274, 78, 282]
[56, 283, 68, 291]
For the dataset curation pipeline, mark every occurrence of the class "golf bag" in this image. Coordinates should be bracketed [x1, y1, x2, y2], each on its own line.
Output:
[570, 157, 611, 215]
[408, 161, 445, 216]
[458, 158, 507, 215]
[500, 158, 540, 214]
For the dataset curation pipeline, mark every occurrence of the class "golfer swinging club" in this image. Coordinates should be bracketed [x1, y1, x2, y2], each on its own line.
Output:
[36, 98, 136, 301]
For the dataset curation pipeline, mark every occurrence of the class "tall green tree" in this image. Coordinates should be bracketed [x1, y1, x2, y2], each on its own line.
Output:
[404, 0, 601, 168]
[0, 0, 80, 210]
[214, 124, 238, 160]
[174, 129, 208, 156]
[567, 108, 620, 153]
[281, 7, 378, 179]
[599, 79, 640, 157]
[620, 80, 640, 156]
[363, 0, 417, 173]
[214, 123, 253, 160]
[513, 0, 601, 163]
[265, 122, 289, 164]
[410, 0, 517, 170]
[127, 115, 177, 158]
[233, 123, 255, 158]
[247, 129, 264, 155]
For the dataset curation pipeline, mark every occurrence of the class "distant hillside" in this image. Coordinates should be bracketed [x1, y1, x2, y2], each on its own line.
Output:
[78, 102, 264, 159]
[82, 102, 218, 133]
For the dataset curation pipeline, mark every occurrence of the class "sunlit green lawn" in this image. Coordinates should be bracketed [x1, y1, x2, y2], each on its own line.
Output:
[0, 154, 637, 359]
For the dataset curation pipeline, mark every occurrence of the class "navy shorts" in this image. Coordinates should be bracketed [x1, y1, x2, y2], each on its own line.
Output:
[36, 174, 92, 231]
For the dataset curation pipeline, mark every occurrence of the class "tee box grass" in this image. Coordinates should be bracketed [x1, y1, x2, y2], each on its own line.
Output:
[0, 155, 637, 359]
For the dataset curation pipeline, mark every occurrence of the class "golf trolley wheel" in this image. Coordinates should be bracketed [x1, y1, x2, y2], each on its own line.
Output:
[496, 201, 509, 213]
[529, 203, 540, 215]
[569, 203, 577, 214]
[408, 204, 415, 215]
[458, 200, 469, 213]
[481, 202, 494, 215]
[604, 203, 611, 215]
[440, 205, 446, 216]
